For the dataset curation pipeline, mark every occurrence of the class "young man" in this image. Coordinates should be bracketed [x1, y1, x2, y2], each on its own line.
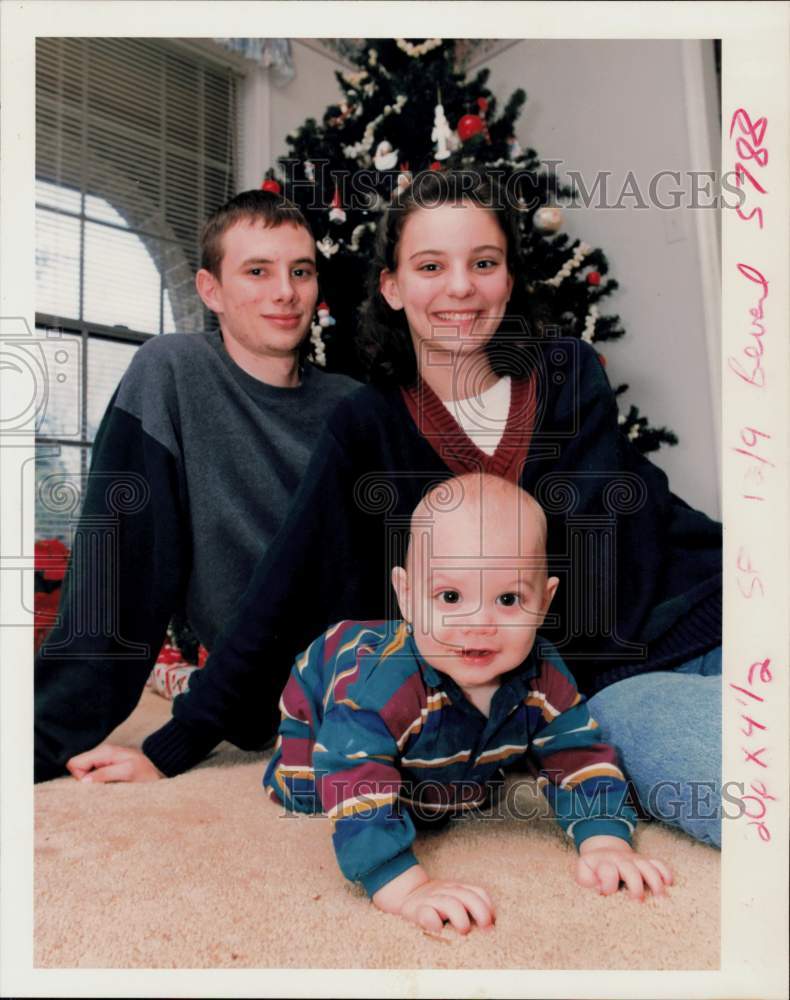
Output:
[34, 190, 357, 783]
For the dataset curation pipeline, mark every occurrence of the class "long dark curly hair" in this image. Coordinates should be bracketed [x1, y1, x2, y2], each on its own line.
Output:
[356, 170, 540, 386]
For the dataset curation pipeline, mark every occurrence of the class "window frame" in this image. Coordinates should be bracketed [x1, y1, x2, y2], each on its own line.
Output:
[34, 38, 249, 539]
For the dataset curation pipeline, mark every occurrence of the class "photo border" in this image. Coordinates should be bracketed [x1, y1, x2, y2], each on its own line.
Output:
[1, 2, 787, 997]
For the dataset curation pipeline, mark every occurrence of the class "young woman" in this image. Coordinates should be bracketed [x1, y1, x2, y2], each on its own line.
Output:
[106, 172, 723, 848]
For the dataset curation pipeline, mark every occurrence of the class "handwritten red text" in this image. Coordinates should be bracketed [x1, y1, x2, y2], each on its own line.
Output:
[728, 264, 768, 389]
[729, 108, 768, 229]
[729, 657, 776, 841]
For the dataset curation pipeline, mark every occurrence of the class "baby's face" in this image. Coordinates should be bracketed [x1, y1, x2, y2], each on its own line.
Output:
[393, 496, 558, 695]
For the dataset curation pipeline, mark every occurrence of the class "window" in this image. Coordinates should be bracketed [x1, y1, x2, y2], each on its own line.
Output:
[35, 38, 242, 541]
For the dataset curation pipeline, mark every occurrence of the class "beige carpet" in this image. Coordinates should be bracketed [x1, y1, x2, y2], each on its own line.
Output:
[35, 689, 720, 969]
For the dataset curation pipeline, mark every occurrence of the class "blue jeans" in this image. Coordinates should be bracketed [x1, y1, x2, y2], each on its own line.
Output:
[586, 647, 722, 848]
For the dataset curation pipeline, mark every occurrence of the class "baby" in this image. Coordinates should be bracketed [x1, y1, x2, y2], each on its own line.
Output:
[264, 473, 672, 933]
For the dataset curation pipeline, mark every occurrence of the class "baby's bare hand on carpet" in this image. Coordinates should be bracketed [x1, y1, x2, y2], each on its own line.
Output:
[400, 879, 496, 935]
[576, 836, 673, 901]
[67, 744, 163, 783]
[373, 865, 495, 935]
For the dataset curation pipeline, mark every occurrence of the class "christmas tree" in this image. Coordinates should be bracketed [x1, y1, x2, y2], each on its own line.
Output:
[267, 38, 677, 453]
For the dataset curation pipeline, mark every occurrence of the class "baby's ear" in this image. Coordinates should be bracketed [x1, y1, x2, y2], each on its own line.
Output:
[390, 565, 411, 621]
[543, 576, 560, 612]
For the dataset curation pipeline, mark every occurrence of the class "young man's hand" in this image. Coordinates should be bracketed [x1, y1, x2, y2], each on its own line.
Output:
[373, 864, 495, 934]
[576, 835, 672, 900]
[66, 744, 164, 783]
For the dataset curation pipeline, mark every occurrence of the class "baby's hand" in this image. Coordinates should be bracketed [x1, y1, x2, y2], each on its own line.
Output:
[576, 835, 672, 901]
[373, 864, 495, 934]
[401, 878, 495, 935]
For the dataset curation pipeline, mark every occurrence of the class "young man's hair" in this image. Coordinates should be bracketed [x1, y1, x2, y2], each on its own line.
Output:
[200, 189, 312, 279]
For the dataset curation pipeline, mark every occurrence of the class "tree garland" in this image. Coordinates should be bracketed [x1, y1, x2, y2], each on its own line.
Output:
[395, 38, 442, 57]
[582, 304, 600, 343]
[342, 95, 408, 162]
[541, 242, 592, 288]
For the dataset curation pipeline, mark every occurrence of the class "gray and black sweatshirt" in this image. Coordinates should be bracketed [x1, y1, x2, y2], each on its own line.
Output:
[34, 331, 357, 781]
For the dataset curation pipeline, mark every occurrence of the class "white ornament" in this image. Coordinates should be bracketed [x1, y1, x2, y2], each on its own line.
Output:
[368, 48, 378, 66]
[316, 235, 339, 258]
[508, 136, 523, 159]
[617, 413, 627, 425]
[328, 187, 346, 225]
[431, 103, 453, 161]
[533, 206, 564, 234]
[316, 303, 336, 330]
[373, 140, 399, 171]
[304, 160, 315, 182]
[628, 424, 641, 442]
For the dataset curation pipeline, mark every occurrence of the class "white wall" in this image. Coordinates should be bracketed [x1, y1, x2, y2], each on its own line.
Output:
[485, 39, 721, 518]
[239, 41, 346, 190]
[252, 38, 722, 518]
[271, 42, 347, 161]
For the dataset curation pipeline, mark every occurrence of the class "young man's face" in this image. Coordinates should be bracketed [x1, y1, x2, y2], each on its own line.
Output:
[197, 220, 318, 361]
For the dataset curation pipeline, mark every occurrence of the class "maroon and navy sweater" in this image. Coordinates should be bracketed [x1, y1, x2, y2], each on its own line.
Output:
[264, 620, 637, 897]
[144, 337, 722, 777]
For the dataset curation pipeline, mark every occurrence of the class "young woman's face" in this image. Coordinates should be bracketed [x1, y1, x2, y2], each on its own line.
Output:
[379, 201, 514, 366]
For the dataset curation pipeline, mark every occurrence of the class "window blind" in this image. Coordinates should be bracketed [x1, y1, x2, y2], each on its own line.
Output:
[35, 38, 243, 541]
[36, 36, 241, 336]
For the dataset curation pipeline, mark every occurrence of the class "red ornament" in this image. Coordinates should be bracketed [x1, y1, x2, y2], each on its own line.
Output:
[476, 97, 489, 114]
[429, 161, 442, 171]
[261, 178, 282, 194]
[35, 538, 69, 581]
[329, 186, 346, 223]
[597, 353, 607, 367]
[457, 114, 485, 142]
[157, 644, 184, 666]
[586, 270, 601, 286]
